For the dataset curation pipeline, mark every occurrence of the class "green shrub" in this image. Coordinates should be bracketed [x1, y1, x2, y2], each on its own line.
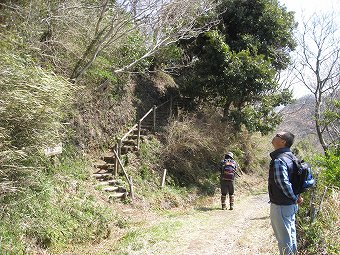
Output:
[297, 187, 339, 255]
[316, 148, 340, 188]
[296, 146, 340, 255]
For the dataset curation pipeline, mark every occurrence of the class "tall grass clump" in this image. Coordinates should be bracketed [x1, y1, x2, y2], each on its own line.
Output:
[0, 33, 76, 195]
[123, 136, 187, 209]
[0, 34, 115, 254]
[159, 108, 273, 195]
[162, 113, 218, 187]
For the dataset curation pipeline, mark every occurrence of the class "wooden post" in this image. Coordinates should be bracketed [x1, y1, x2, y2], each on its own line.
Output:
[169, 96, 173, 119]
[137, 120, 141, 150]
[129, 176, 134, 200]
[118, 140, 122, 174]
[318, 186, 328, 213]
[161, 169, 167, 188]
[114, 144, 118, 176]
[153, 105, 156, 131]
[307, 171, 319, 218]
[310, 203, 317, 224]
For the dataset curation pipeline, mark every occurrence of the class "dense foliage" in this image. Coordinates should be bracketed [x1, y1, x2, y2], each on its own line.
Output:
[177, 0, 296, 134]
[219, 0, 296, 70]
[317, 147, 340, 189]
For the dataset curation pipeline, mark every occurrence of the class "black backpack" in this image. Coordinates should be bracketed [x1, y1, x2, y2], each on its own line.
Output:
[290, 159, 315, 194]
[281, 153, 316, 194]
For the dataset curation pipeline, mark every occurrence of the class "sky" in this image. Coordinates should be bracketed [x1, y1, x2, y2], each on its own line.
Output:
[278, 0, 340, 98]
[279, 0, 340, 15]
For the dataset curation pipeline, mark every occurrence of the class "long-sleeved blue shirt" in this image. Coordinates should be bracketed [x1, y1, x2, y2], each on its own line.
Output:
[268, 147, 298, 205]
[273, 158, 298, 202]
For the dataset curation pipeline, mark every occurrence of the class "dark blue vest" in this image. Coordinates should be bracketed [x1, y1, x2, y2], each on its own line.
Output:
[268, 148, 296, 205]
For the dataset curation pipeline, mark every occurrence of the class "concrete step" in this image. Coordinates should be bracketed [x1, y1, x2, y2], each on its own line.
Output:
[121, 146, 138, 154]
[103, 186, 119, 192]
[108, 192, 127, 199]
[93, 172, 113, 180]
[95, 179, 120, 186]
[122, 140, 137, 146]
[93, 159, 107, 168]
[101, 152, 116, 163]
[93, 162, 115, 170]
[93, 168, 112, 174]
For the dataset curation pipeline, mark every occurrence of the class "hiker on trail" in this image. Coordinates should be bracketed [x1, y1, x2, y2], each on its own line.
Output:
[219, 152, 238, 210]
[268, 131, 303, 255]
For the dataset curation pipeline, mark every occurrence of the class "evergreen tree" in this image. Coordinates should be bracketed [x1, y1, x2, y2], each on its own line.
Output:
[178, 0, 296, 134]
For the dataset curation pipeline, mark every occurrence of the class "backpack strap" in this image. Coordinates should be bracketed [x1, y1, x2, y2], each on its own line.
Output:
[274, 152, 301, 179]
[276, 152, 300, 168]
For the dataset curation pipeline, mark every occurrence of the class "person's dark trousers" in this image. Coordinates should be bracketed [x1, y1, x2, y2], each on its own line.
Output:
[220, 179, 235, 210]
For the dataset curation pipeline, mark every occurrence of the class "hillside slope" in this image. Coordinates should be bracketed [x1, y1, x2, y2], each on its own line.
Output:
[276, 95, 323, 152]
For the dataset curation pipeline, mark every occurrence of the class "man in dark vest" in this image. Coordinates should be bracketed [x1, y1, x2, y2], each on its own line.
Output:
[220, 152, 238, 210]
[268, 131, 303, 255]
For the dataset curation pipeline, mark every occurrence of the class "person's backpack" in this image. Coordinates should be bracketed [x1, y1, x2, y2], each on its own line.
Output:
[221, 159, 237, 180]
[290, 159, 316, 195]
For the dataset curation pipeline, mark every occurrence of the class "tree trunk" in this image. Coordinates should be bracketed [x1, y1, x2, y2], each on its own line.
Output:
[223, 102, 231, 119]
[314, 93, 328, 154]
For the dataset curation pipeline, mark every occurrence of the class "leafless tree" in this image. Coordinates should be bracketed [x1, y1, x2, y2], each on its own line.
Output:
[67, 0, 219, 80]
[113, 0, 219, 73]
[1, 0, 219, 81]
[294, 12, 340, 153]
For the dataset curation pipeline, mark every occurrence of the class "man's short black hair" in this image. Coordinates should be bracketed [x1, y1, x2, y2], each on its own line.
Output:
[282, 131, 295, 148]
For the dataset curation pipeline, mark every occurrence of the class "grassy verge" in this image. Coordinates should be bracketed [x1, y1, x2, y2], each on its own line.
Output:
[0, 149, 115, 254]
[111, 219, 183, 255]
[296, 148, 340, 255]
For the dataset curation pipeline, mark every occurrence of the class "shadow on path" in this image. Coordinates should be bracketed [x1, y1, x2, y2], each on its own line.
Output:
[195, 207, 221, 212]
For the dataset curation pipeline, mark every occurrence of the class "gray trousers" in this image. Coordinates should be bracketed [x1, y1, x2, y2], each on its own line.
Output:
[270, 203, 298, 255]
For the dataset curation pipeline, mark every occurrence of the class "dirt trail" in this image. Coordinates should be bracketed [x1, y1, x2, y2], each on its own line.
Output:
[165, 193, 276, 255]
[122, 193, 278, 255]
[65, 193, 278, 254]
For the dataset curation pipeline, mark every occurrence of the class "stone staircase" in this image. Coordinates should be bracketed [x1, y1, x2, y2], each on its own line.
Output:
[92, 99, 174, 201]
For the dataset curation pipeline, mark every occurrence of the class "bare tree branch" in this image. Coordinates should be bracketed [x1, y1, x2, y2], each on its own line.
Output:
[294, 12, 339, 153]
[114, 0, 220, 73]
[2, 0, 220, 81]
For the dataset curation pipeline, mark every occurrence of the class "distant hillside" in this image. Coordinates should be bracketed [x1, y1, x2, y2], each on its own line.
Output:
[276, 95, 323, 152]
